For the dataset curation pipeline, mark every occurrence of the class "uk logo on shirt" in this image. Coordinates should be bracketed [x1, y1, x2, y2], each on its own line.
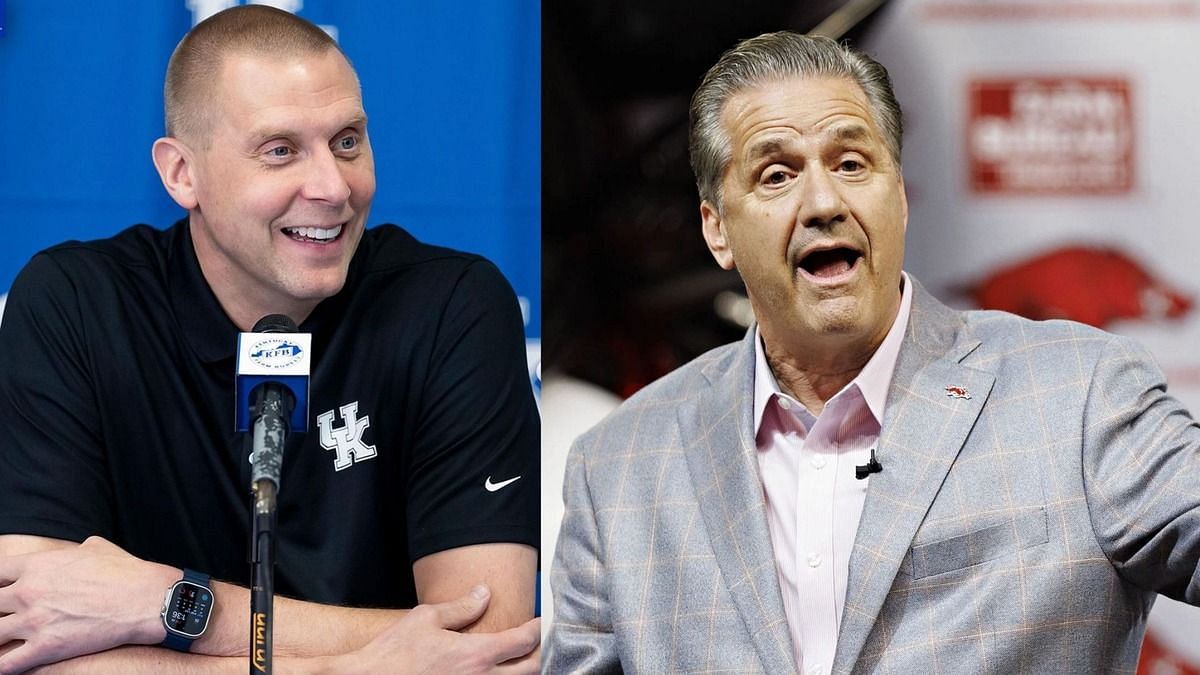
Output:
[317, 401, 376, 471]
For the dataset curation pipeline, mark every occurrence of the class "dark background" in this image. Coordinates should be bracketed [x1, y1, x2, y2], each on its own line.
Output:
[543, 1, 889, 397]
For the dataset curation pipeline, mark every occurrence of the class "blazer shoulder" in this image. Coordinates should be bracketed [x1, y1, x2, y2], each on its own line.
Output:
[959, 307, 1117, 357]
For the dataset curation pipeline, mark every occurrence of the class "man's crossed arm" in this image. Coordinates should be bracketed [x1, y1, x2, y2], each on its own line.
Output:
[0, 535, 539, 674]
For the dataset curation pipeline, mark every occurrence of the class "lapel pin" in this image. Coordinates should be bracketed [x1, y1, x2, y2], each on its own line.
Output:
[945, 385, 971, 400]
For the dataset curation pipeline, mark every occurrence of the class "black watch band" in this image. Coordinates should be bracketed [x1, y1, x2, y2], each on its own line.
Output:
[161, 568, 212, 652]
[162, 626, 195, 652]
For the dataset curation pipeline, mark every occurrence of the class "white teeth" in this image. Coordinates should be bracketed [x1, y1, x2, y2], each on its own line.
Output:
[284, 224, 343, 242]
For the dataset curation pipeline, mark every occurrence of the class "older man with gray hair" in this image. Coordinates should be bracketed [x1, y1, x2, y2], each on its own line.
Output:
[545, 31, 1200, 673]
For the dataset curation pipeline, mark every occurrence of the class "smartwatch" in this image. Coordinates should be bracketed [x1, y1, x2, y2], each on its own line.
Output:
[160, 569, 215, 652]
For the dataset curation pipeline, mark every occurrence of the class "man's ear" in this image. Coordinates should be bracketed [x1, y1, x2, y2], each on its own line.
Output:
[700, 199, 735, 270]
[152, 137, 199, 210]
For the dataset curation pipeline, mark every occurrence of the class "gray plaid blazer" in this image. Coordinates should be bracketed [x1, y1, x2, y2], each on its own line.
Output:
[545, 278, 1200, 674]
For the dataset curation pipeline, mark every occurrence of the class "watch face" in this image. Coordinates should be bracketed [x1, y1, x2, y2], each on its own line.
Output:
[164, 581, 213, 638]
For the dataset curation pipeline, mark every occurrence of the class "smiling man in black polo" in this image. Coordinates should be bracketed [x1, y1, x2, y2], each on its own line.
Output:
[0, 6, 538, 674]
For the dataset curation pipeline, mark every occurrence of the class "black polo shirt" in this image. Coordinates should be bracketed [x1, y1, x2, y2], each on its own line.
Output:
[0, 220, 539, 608]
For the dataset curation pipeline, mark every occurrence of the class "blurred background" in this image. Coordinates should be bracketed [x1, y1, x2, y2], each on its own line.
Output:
[542, 0, 1200, 668]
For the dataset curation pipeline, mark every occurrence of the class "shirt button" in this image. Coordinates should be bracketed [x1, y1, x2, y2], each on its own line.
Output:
[807, 553, 822, 568]
[777, 397, 791, 410]
[810, 455, 827, 469]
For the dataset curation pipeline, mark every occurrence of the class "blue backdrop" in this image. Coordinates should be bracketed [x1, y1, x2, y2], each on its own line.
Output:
[0, 1, 540, 348]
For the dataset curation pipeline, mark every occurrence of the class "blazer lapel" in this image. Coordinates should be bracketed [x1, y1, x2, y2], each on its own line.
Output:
[833, 281, 995, 673]
[679, 328, 797, 674]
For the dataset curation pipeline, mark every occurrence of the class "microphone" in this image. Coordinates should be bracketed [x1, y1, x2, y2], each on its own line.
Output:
[855, 448, 882, 480]
[235, 314, 310, 675]
[235, 314, 312, 493]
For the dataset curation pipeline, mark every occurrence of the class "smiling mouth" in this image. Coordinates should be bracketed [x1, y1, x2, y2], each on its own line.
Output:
[281, 224, 344, 244]
[798, 247, 862, 279]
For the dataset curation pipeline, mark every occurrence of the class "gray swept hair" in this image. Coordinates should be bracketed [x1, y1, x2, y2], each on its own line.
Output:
[688, 32, 903, 210]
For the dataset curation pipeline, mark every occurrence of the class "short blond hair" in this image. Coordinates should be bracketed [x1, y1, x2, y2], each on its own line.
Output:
[164, 4, 349, 144]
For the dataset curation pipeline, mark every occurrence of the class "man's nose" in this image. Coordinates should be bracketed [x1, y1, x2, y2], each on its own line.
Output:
[301, 148, 352, 205]
[796, 166, 848, 228]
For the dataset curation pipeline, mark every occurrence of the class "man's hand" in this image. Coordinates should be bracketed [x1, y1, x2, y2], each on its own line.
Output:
[320, 585, 540, 675]
[0, 536, 539, 674]
[0, 536, 174, 674]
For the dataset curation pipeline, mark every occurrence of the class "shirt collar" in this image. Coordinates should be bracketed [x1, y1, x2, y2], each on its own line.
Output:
[167, 218, 372, 363]
[752, 271, 913, 435]
[168, 218, 240, 363]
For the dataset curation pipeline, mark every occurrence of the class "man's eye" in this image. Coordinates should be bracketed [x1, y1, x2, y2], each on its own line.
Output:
[267, 146, 292, 158]
[840, 159, 862, 172]
[337, 136, 358, 151]
[765, 170, 789, 185]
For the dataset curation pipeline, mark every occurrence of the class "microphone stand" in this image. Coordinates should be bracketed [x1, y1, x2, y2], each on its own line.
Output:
[250, 480, 276, 674]
[249, 388, 287, 675]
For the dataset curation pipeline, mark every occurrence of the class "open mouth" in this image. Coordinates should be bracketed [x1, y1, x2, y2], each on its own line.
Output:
[798, 247, 862, 279]
[281, 224, 344, 244]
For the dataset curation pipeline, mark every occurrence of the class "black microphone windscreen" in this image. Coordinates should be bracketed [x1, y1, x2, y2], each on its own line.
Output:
[252, 314, 298, 334]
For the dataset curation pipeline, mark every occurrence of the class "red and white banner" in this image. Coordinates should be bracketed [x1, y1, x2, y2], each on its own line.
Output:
[862, 1, 1200, 666]
[967, 76, 1134, 194]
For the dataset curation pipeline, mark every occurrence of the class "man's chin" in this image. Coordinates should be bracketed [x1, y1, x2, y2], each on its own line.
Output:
[798, 297, 875, 338]
[286, 272, 349, 304]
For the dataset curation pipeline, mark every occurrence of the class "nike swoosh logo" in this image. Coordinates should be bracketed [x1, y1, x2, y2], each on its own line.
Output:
[485, 475, 522, 492]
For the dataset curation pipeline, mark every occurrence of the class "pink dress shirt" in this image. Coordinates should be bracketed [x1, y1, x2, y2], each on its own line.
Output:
[753, 273, 913, 675]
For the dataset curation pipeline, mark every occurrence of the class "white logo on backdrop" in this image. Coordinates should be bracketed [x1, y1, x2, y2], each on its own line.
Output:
[189, 0, 300, 25]
[518, 295, 541, 404]
[186, 1, 335, 40]
[526, 339, 541, 408]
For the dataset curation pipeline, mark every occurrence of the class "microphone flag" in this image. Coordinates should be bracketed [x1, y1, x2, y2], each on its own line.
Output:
[235, 328, 311, 432]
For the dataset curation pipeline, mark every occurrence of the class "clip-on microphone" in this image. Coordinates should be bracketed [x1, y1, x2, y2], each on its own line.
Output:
[855, 448, 882, 480]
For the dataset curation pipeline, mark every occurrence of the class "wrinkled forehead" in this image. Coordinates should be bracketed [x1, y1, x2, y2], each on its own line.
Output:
[715, 75, 888, 162]
[721, 76, 879, 145]
[742, 123, 874, 161]
[207, 49, 366, 131]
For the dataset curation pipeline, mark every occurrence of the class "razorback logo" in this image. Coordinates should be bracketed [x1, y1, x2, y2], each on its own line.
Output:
[965, 246, 1191, 328]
